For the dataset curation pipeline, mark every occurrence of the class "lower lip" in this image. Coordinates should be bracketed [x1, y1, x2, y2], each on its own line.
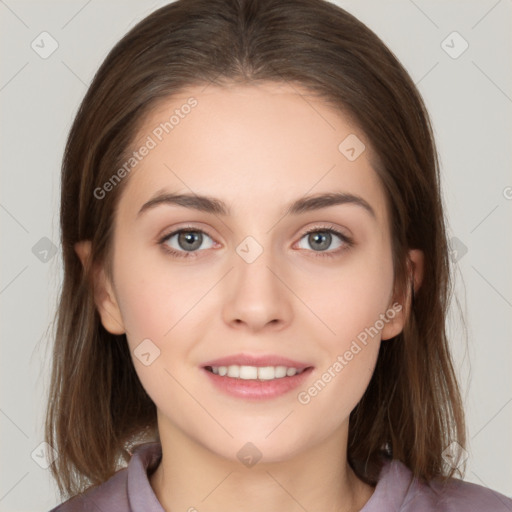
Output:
[202, 367, 313, 400]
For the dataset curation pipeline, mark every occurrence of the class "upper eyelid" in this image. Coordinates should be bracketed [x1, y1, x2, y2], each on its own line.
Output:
[159, 225, 214, 243]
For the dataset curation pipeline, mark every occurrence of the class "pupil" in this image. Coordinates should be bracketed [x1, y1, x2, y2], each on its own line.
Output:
[180, 231, 201, 251]
[310, 232, 330, 251]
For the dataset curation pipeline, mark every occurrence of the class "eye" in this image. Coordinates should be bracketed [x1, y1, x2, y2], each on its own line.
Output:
[158, 224, 353, 260]
[296, 225, 353, 258]
[159, 227, 216, 258]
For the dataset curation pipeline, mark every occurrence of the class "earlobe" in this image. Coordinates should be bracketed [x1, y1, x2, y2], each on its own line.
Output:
[74, 241, 126, 335]
[381, 249, 424, 341]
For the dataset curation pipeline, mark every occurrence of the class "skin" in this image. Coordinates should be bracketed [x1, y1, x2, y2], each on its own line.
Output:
[76, 82, 423, 512]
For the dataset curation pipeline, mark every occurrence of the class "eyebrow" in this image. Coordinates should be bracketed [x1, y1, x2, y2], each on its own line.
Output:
[137, 190, 376, 219]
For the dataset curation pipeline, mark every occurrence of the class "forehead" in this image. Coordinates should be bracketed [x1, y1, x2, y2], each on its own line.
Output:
[118, 82, 388, 227]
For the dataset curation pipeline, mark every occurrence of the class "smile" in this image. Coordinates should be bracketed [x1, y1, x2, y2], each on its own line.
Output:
[205, 365, 307, 380]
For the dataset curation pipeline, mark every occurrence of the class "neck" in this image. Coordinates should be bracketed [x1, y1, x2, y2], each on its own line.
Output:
[149, 418, 374, 512]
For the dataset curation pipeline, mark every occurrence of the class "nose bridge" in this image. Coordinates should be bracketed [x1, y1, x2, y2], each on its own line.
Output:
[222, 232, 293, 330]
[235, 235, 278, 289]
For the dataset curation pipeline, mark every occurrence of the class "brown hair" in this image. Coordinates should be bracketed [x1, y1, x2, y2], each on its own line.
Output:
[45, 0, 466, 500]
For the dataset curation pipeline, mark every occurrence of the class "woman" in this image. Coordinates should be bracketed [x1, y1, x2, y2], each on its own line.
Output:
[45, 0, 512, 510]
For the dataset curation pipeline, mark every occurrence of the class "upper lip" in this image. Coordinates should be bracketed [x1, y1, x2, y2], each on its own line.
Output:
[202, 353, 312, 370]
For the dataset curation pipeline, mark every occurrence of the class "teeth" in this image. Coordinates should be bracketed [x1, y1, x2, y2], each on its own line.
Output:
[227, 366, 240, 378]
[239, 365, 258, 379]
[259, 366, 283, 380]
[209, 365, 303, 380]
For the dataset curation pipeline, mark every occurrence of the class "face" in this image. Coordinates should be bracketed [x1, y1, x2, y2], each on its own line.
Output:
[83, 82, 410, 463]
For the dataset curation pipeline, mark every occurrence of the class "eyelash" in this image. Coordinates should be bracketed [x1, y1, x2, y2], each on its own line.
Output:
[158, 224, 353, 259]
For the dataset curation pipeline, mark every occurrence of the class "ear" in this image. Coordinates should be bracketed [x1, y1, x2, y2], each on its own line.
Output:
[74, 240, 126, 335]
[381, 249, 424, 341]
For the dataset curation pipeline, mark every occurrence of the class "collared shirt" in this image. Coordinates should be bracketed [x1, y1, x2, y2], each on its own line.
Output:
[50, 441, 512, 511]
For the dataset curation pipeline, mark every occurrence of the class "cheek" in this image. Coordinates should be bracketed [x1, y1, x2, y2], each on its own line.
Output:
[311, 246, 395, 344]
[295, 247, 393, 407]
[112, 251, 205, 410]
[294, 256, 392, 423]
[113, 244, 209, 346]
[295, 342, 380, 441]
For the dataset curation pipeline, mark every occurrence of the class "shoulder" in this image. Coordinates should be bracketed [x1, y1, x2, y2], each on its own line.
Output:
[48, 468, 129, 511]
[48, 442, 163, 512]
[364, 458, 512, 512]
[425, 474, 512, 511]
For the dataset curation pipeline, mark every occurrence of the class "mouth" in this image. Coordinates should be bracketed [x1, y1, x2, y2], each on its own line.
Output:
[204, 364, 310, 380]
[201, 354, 314, 400]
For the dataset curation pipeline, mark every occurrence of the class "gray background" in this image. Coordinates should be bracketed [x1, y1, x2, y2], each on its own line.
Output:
[0, 0, 511, 510]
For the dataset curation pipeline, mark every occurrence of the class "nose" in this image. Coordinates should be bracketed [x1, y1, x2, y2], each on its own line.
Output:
[221, 244, 293, 333]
